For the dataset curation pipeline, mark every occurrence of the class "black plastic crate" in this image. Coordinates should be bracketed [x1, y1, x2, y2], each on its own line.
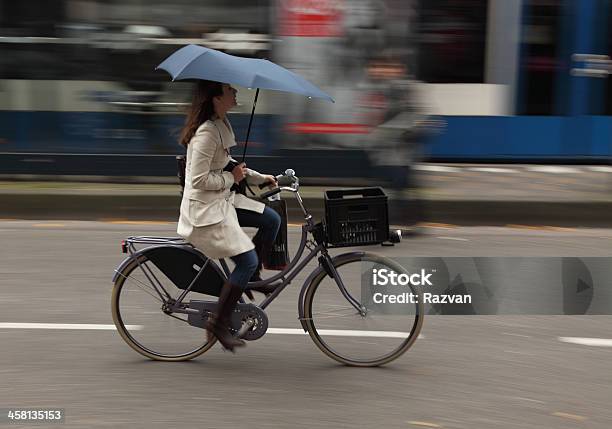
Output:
[324, 188, 389, 247]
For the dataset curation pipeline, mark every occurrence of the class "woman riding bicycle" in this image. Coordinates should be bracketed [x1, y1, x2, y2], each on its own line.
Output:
[177, 80, 281, 351]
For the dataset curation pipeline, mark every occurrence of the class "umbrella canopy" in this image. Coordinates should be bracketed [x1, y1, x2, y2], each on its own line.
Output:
[156, 44, 334, 103]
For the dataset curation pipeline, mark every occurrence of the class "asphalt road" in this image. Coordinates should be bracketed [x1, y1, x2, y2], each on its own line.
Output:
[1, 221, 611, 428]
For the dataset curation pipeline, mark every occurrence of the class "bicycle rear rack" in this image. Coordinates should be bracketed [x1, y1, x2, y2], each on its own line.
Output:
[121, 236, 190, 254]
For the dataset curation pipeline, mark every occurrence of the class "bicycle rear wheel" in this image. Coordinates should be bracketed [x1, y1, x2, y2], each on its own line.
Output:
[303, 252, 423, 366]
[111, 255, 216, 361]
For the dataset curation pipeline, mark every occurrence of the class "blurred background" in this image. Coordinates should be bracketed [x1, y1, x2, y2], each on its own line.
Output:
[0, 0, 610, 178]
[1, 4, 612, 426]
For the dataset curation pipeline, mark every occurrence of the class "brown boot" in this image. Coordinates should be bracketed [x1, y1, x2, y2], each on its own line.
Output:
[205, 281, 245, 352]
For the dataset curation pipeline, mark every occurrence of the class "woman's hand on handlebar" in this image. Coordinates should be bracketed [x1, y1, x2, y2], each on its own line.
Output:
[262, 174, 277, 187]
[231, 162, 247, 184]
[259, 174, 279, 189]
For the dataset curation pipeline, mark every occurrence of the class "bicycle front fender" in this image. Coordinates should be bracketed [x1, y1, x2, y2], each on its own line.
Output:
[297, 251, 365, 332]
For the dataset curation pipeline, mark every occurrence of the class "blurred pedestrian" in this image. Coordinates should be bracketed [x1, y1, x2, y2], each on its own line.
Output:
[359, 55, 437, 228]
[177, 80, 281, 351]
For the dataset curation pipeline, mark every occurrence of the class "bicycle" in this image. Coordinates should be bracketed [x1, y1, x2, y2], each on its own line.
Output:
[111, 169, 424, 366]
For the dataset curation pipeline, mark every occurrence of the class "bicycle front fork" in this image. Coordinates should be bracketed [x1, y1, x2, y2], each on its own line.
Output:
[319, 252, 367, 317]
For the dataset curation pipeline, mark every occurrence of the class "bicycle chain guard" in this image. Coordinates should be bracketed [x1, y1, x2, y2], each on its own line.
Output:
[187, 300, 269, 341]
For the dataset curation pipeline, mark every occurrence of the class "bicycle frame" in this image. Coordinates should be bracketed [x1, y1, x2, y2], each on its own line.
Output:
[114, 185, 365, 324]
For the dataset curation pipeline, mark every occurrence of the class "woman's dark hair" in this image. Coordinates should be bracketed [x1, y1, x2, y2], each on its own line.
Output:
[179, 80, 224, 147]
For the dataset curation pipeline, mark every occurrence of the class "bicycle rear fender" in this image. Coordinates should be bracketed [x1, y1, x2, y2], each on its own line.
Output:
[297, 251, 365, 332]
[112, 245, 226, 296]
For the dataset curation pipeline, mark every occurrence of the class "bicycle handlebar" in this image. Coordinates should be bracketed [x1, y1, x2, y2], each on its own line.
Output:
[260, 187, 282, 199]
[258, 169, 311, 220]
[258, 172, 296, 189]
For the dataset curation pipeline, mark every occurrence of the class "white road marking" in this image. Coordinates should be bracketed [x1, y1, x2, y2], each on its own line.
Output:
[514, 397, 546, 404]
[414, 165, 460, 173]
[587, 166, 612, 173]
[0, 323, 141, 330]
[558, 337, 612, 347]
[551, 412, 588, 421]
[407, 421, 442, 428]
[437, 236, 469, 241]
[468, 167, 518, 174]
[526, 166, 580, 174]
[268, 328, 422, 339]
[501, 332, 531, 338]
[0, 323, 422, 339]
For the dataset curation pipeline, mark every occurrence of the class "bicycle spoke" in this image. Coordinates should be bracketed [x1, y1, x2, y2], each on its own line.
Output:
[122, 274, 164, 303]
[308, 307, 360, 319]
[137, 260, 173, 301]
[166, 312, 189, 323]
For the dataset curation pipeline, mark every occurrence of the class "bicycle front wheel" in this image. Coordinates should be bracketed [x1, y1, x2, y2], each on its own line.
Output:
[112, 255, 216, 361]
[303, 252, 424, 366]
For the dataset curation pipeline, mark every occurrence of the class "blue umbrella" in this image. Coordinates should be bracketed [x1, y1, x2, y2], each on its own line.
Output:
[157, 44, 334, 102]
[156, 44, 334, 159]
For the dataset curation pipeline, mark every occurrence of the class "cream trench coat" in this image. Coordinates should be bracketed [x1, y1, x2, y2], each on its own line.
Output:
[177, 117, 267, 259]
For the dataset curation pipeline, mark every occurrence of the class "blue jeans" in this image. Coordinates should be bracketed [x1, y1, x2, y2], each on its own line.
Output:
[228, 250, 258, 289]
[229, 206, 281, 289]
[236, 206, 281, 244]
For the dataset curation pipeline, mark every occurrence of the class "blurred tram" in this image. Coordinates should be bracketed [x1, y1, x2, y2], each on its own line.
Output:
[0, 0, 610, 178]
